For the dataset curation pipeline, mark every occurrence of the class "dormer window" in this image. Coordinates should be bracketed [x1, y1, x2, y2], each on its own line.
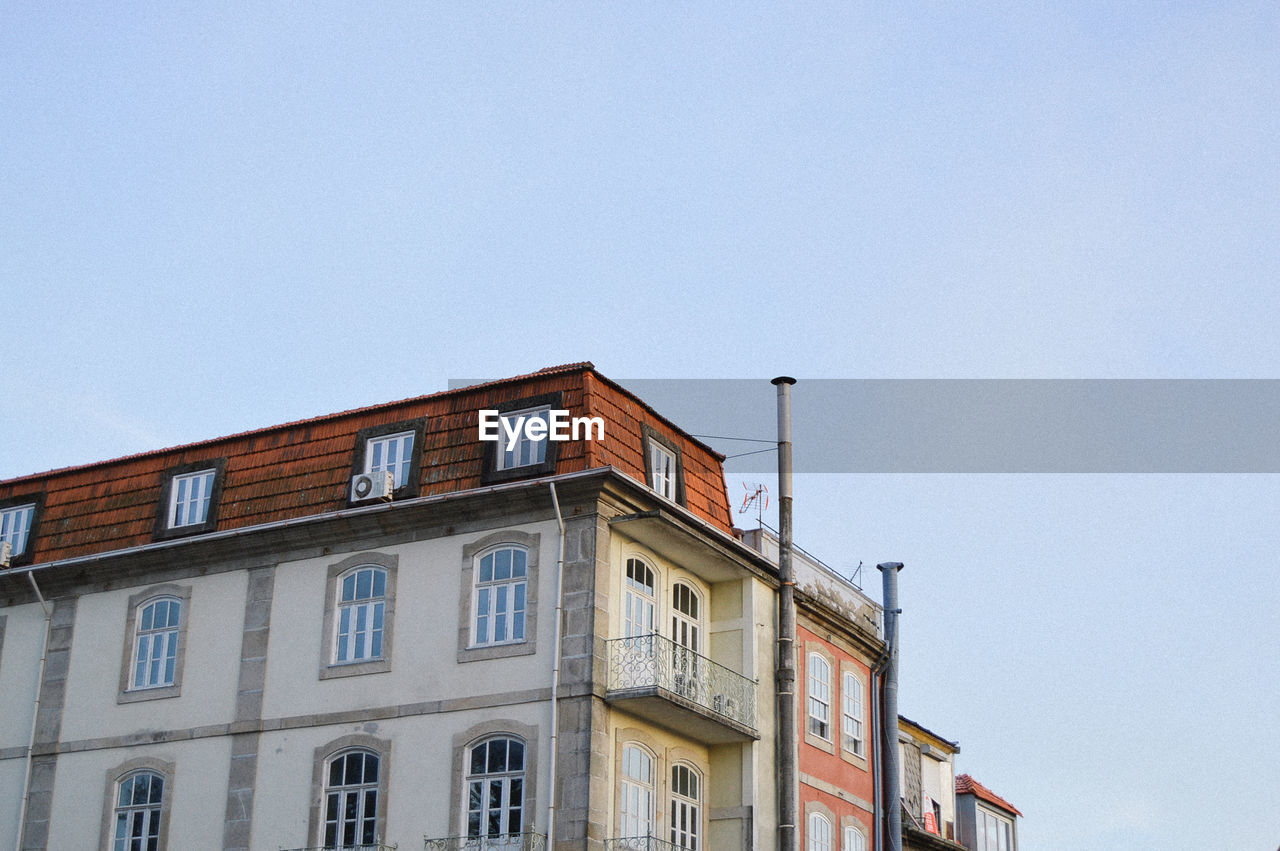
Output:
[154, 460, 225, 539]
[480, 392, 563, 485]
[0, 499, 37, 563]
[349, 419, 426, 503]
[641, 426, 684, 505]
[168, 469, 215, 528]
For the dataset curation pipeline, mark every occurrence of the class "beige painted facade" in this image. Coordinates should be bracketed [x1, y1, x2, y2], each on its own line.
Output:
[0, 470, 781, 850]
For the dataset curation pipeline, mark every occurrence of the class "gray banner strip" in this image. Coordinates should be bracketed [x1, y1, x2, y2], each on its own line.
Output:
[452, 378, 1280, 473]
[618, 379, 1280, 473]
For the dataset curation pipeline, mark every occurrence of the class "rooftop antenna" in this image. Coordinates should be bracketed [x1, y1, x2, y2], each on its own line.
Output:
[739, 482, 769, 528]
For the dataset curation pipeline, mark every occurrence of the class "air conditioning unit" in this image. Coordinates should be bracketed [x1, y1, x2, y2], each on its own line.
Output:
[351, 471, 395, 502]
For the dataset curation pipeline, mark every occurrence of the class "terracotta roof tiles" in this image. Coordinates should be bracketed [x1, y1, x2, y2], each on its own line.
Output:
[0, 365, 734, 565]
[955, 774, 1022, 817]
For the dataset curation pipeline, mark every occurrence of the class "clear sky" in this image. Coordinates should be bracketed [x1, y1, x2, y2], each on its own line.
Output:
[3, 4, 1278, 848]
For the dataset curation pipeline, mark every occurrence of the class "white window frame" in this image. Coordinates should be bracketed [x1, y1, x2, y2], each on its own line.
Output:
[471, 545, 529, 647]
[843, 824, 868, 851]
[648, 441, 677, 499]
[841, 671, 865, 756]
[808, 812, 833, 851]
[364, 430, 415, 489]
[130, 597, 182, 690]
[166, 468, 215, 529]
[464, 736, 527, 840]
[494, 406, 552, 471]
[623, 557, 657, 639]
[110, 770, 165, 851]
[669, 762, 701, 850]
[807, 652, 832, 741]
[322, 749, 381, 848]
[977, 806, 1014, 851]
[334, 566, 387, 664]
[619, 743, 656, 840]
[0, 502, 35, 558]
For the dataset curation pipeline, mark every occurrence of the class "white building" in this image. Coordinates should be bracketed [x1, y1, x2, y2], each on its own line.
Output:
[0, 364, 780, 850]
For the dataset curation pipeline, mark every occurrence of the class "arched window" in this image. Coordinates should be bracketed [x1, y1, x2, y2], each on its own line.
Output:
[844, 824, 868, 851]
[473, 546, 529, 646]
[624, 558, 656, 638]
[807, 653, 832, 740]
[842, 671, 865, 756]
[131, 597, 181, 689]
[669, 763, 701, 849]
[322, 749, 380, 848]
[465, 736, 526, 839]
[112, 770, 164, 851]
[619, 744, 656, 839]
[807, 812, 833, 851]
[334, 566, 387, 663]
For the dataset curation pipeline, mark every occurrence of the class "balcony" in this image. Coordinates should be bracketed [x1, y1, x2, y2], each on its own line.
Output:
[604, 838, 683, 850]
[423, 834, 546, 850]
[282, 845, 397, 851]
[605, 634, 758, 742]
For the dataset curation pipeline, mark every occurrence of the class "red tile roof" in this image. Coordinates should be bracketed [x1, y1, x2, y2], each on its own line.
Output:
[955, 774, 1022, 817]
[0, 364, 734, 565]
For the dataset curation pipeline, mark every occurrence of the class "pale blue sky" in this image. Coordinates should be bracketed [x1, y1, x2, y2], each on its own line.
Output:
[4, 4, 1278, 848]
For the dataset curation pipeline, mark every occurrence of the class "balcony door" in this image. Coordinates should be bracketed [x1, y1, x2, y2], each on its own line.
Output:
[670, 582, 701, 701]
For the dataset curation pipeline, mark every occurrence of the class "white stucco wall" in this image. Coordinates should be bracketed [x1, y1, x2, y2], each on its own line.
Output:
[59, 570, 247, 742]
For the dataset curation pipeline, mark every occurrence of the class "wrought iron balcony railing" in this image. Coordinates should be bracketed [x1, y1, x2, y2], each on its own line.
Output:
[604, 837, 684, 850]
[423, 833, 546, 850]
[606, 634, 757, 731]
[281, 845, 397, 851]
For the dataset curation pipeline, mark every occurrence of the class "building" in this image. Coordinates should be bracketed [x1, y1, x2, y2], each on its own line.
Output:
[0, 364, 787, 850]
[954, 774, 1020, 851]
[741, 529, 884, 851]
[898, 717, 965, 851]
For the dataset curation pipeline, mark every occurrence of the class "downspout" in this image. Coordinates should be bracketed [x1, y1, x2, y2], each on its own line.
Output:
[772, 377, 798, 851]
[546, 482, 567, 847]
[878, 563, 904, 851]
[870, 632, 891, 851]
[15, 571, 52, 851]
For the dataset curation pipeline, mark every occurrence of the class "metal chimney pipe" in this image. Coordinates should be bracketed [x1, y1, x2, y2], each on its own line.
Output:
[773, 376, 798, 851]
[879, 562, 904, 851]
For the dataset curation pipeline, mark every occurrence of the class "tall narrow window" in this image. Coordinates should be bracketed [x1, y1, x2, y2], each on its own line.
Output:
[112, 771, 164, 851]
[669, 763, 701, 850]
[648, 441, 676, 499]
[843, 825, 868, 851]
[807, 812, 833, 851]
[671, 582, 701, 701]
[0, 502, 35, 559]
[335, 566, 386, 663]
[473, 546, 528, 646]
[167, 469, 215, 528]
[624, 558, 656, 638]
[842, 671, 865, 756]
[365, 430, 414, 488]
[496, 407, 551, 470]
[807, 653, 832, 740]
[131, 597, 181, 690]
[323, 750, 380, 848]
[619, 744, 655, 840]
[465, 736, 526, 840]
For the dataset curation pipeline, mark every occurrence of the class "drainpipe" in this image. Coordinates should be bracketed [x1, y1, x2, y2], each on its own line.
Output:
[772, 376, 798, 851]
[870, 633, 891, 851]
[878, 563, 903, 851]
[546, 482, 567, 847]
[15, 571, 52, 851]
